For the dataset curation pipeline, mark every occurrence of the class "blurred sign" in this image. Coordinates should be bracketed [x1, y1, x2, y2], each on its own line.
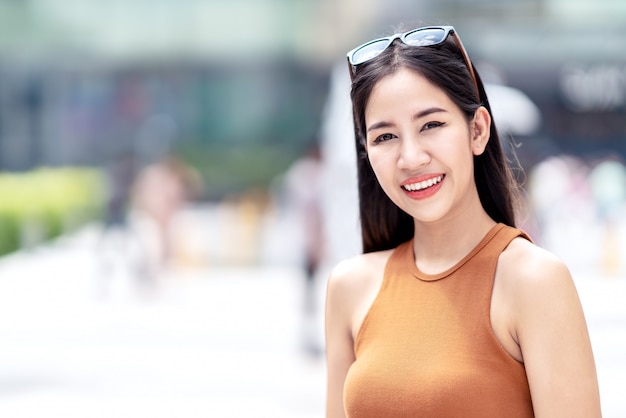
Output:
[560, 63, 626, 112]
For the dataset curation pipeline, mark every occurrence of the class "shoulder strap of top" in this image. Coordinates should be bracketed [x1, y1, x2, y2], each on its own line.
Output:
[492, 223, 533, 247]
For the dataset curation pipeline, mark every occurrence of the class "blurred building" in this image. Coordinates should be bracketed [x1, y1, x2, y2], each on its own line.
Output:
[0, 0, 623, 196]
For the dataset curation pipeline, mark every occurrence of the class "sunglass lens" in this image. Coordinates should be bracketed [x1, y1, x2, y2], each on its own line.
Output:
[351, 39, 389, 65]
[404, 28, 447, 46]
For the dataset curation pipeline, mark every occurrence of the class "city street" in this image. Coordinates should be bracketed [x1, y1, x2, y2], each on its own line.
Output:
[0, 2, 623, 417]
[0, 224, 326, 418]
[0, 219, 625, 417]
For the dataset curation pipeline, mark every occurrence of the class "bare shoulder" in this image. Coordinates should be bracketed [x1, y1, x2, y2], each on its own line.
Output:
[497, 238, 601, 416]
[495, 235, 585, 344]
[333, 248, 390, 278]
[497, 236, 573, 292]
[328, 250, 393, 293]
[324, 250, 394, 417]
[326, 249, 394, 337]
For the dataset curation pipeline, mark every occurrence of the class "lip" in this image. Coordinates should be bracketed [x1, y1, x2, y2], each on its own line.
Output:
[400, 174, 445, 200]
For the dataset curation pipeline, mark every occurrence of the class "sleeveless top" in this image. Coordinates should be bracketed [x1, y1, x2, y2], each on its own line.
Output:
[343, 223, 534, 417]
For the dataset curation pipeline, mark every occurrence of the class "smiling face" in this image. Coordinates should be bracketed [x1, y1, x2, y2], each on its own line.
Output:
[364, 67, 491, 225]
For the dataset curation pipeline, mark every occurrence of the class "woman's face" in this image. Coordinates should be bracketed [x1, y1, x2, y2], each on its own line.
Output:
[364, 67, 489, 224]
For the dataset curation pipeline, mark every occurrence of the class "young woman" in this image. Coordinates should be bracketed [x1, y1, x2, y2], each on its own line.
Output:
[325, 26, 601, 417]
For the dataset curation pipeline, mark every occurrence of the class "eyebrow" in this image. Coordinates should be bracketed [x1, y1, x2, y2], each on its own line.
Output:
[366, 107, 447, 132]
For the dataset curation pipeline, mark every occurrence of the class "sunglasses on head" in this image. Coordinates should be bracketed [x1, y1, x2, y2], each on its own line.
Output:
[346, 26, 479, 95]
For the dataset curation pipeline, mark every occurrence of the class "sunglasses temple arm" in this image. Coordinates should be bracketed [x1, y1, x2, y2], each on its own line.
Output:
[346, 58, 356, 82]
[452, 34, 480, 98]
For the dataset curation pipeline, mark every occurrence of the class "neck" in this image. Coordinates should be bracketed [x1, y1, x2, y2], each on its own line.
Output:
[412, 209, 497, 274]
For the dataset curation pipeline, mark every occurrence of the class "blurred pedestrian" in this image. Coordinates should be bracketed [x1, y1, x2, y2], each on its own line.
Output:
[283, 142, 325, 356]
[131, 154, 202, 280]
[96, 150, 141, 297]
[588, 155, 626, 276]
[325, 25, 601, 417]
[102, 150, 138, 232]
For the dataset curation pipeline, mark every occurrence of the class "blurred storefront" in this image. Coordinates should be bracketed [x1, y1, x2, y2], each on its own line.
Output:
[0, 0, 623, 194]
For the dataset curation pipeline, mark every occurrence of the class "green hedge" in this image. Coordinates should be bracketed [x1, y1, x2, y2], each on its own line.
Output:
[0, 167, 105, 256]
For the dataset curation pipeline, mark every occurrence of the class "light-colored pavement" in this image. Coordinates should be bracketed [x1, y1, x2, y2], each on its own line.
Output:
[575, 276, 626, 417]
[0, 225, 326, 418]
[0, 221, 625, 417]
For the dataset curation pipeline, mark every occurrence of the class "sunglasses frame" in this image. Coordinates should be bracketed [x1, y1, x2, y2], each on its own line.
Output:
[346, 26, 479, 97]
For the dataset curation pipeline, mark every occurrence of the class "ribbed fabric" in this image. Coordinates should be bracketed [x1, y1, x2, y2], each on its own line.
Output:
[344, 223, 534, 417]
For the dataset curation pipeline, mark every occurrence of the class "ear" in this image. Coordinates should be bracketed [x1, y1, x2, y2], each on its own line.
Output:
[470, 106, 491, 156]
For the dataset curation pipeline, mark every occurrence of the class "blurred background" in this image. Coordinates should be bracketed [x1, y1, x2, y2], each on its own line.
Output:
[0, 0, 624, 417]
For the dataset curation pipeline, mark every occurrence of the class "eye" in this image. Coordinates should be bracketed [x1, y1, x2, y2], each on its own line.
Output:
[421, 121, 445, 131]
[372, 133, 397, 144]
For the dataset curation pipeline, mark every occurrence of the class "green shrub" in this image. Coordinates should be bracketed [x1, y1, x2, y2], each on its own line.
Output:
[0, 167, 105, 256]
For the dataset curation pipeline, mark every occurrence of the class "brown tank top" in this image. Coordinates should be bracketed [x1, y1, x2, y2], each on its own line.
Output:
[343, 223, 534, 417]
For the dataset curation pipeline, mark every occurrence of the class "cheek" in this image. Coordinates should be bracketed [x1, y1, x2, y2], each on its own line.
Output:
[368, 151, 398, 192]
[367, 150, 388, 179]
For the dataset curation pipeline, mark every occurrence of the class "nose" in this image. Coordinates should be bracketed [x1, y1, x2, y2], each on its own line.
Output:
[398, 137, 431, 171]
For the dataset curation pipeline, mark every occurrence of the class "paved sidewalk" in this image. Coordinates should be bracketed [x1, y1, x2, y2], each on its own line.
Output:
[0, 224, 625, 417]
[574, 275, 626, 417]
[0, 226, 326, 418]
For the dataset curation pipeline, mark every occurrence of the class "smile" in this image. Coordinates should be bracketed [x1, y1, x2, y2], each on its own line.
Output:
[402, 175, 444, 191]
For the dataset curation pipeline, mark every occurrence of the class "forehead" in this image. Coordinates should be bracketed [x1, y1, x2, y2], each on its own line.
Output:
[365, 67, 456, 118]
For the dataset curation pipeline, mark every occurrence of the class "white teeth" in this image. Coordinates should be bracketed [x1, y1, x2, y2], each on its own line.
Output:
[403, 175, 443, 191]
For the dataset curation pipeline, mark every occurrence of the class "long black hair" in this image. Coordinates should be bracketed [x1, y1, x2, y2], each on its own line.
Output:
[350, 37, 521, 253]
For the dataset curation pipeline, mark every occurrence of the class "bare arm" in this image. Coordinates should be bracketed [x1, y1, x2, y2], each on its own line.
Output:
[513, 248, 601, 417]
[324, 251, 391, 417]
[325, 265, 356, 418]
